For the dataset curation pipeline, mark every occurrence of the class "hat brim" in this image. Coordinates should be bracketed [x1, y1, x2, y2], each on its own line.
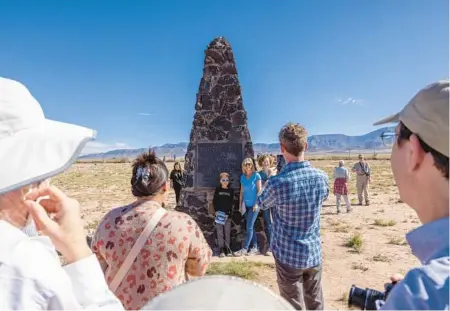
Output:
[0, 119, 95, 194]
[141, 275, 294, 310]
[373, 112, 400, 126]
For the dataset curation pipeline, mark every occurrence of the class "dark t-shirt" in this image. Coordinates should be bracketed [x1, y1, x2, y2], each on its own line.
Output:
[213, 187, 234, 215]
[170, 170, 185, 188]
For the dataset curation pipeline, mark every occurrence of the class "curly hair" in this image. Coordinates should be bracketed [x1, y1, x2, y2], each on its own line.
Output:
[279, 123, 308, 156]
[131, 149, 168, 197]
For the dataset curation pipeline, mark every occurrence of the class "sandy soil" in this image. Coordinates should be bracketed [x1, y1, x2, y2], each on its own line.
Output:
[53, 158, 420, 310]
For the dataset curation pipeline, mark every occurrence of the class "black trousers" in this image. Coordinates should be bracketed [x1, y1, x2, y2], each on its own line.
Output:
[174, 184, 182, 205]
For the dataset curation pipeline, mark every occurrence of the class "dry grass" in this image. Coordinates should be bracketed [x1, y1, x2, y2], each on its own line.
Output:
[388, 237, 408, 246]
[345, 233, 364, 253]
[373, 254, 391, 262]
[374, 219, 397, 227]
[351, 262, 369, 271]
[206, 260, 274, 280]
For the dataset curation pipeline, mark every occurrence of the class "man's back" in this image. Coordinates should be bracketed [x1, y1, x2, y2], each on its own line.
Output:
[261, 161, 329, 269]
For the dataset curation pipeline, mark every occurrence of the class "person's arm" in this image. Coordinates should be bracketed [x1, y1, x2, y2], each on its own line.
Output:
[169, 171, 175, 188]
[332, 168, 336, 180]
[257, 180, 276, 210]
[239, 184, 243, 208]
[378, 268, 443, 310]
[186, 219, 213, 277]
[91, 225, 108, 273]
[51, 254, 123, 310]
[212, 189, 219, 213]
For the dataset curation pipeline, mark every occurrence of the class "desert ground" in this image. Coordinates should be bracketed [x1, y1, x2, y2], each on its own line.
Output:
[53, 156, 420, 310]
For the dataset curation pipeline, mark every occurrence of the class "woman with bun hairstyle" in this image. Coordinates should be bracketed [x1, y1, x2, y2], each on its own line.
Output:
[92, 150, 212, 310]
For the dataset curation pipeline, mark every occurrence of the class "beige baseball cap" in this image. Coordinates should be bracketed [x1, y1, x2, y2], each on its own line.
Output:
[373, 80, 449, 157]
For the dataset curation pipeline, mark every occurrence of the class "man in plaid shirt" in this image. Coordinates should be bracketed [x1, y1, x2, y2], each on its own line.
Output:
[258, 123, 329, 310]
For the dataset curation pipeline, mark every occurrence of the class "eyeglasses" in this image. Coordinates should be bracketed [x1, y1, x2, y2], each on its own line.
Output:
[380, 131, 398, 147]
[220, 179, 229, 182]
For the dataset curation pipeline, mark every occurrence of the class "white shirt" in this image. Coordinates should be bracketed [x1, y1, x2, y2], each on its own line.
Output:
[0, 220, 124, 310]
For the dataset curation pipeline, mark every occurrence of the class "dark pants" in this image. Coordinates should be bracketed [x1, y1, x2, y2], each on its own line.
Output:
[215, 219, 231, 249]
[275, 257, 324, 310]
[174, 184, 182, 205]
[262, 208, 272, 247]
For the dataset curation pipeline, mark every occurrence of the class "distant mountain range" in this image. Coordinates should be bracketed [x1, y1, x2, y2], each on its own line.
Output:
[79, 127, 394, 160]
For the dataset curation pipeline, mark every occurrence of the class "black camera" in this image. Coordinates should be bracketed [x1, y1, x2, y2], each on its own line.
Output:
[348, 283, 395, 310]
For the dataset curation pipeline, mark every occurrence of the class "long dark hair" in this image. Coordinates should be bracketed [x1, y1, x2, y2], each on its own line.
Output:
[131, 149, 168, 197]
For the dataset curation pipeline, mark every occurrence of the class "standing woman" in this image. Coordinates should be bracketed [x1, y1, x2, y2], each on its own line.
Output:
[236, 158, 262, 256]
[257, 155, 274, 255]
[333, 160, 352, 213]
[170, 162, 185, 207]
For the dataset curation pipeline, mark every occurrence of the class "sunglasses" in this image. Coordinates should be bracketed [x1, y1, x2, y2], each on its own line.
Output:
[244, 163, 253, 167]
[220, 179, 229, 182]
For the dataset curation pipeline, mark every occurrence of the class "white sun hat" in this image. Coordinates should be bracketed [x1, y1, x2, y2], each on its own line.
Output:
[0, 77, 96, 194]
[141, 275, 294, 310]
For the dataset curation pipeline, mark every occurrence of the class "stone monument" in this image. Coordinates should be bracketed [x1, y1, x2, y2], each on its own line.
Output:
[178, 37, 268, 252]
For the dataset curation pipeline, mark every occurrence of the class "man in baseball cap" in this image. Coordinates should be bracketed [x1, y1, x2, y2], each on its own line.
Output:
[373, 80, 449, 310]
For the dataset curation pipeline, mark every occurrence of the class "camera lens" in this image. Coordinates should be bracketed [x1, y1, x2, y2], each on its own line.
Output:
[348, 285, 367, 309]
[365, 289, 385, 310]
[348, 285, 385, 310]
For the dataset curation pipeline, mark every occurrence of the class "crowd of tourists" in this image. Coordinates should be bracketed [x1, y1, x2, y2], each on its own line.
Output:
[0, 76, 448, 310]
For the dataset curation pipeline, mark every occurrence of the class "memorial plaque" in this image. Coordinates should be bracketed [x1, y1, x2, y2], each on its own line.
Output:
[195, 142, 244, 189]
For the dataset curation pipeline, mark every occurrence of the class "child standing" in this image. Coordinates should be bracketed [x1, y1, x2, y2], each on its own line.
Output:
[213, 172, 234, 257]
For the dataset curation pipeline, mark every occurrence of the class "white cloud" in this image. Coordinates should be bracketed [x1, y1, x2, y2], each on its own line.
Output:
[336, 97, 364, 106]
[137, 112, 154, 116]
[81, 141, 132, 155]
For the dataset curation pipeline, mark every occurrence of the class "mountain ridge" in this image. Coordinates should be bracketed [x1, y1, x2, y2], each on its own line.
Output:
[80, 127, 394, 160]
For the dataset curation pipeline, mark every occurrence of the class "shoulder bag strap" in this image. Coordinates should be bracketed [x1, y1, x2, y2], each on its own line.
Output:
[109, 207, 167, 292]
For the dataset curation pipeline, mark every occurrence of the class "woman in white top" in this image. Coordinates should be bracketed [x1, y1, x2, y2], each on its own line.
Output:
[0, 77, 123, 310]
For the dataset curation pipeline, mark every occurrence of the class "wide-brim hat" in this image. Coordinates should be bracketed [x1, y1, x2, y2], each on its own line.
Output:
[0, 77, 96, 194]
[141, 275, 294, 310]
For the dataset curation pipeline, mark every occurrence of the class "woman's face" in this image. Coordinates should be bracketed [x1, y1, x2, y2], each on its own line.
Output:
[175, 163, 180, 170]
[244, 162, 253, 174]
[262, 158, 270, 168]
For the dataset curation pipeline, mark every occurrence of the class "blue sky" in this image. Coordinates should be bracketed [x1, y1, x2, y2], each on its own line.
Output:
[0, 1, 448, 154]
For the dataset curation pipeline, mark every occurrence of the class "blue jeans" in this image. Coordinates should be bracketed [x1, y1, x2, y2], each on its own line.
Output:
[262, 208, 272, 247]
[244, 206, 259, 250]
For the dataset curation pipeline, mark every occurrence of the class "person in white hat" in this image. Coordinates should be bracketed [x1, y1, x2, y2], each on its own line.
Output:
[0, 77, 124, 310]
[372, 80, 449, 310]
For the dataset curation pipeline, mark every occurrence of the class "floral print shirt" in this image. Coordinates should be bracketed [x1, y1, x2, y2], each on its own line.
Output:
[92, 200, 212, 310]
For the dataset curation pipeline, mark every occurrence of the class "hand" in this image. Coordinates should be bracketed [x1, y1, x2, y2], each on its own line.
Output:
[253, 204, 259, 212]
[24, 186, 92, 264]
[215, 211, 219, 216]
[390, 273, 404, 283]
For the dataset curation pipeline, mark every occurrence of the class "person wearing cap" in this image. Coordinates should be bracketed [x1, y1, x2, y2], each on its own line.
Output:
[0, 77, 124, 309]
[351, 154, 371, 206]
[372, 80, 449, 310]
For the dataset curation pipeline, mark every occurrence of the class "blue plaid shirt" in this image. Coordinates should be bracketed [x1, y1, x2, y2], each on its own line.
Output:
[258, 161, 329, 269]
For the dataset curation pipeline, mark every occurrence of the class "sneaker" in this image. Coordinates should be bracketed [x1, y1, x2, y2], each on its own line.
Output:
[219, 252, 225, 258]
[347, 207, 352, 213]
[337, 209, 341, 214]
[247, 247, 260, 256]
[365, 202, 370, 206]
[234, 249, 247, 257]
